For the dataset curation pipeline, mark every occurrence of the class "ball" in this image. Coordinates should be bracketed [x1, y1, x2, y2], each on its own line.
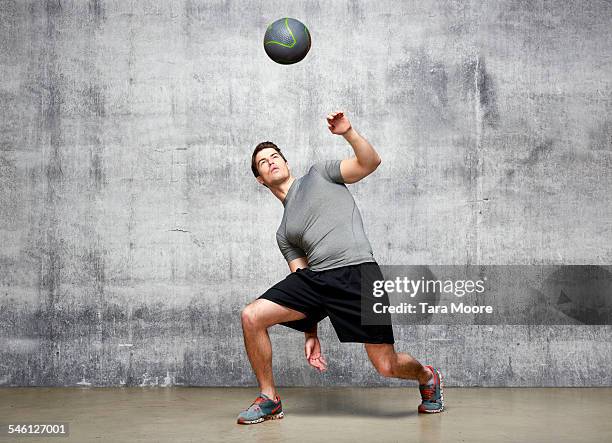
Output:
[263, 17, 311, 65]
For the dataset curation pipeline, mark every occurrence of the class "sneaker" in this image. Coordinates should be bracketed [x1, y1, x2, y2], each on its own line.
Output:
[418, 365, 444, 413]
[236, 393, 284, 425]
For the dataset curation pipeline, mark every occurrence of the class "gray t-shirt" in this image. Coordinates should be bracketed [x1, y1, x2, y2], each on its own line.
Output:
[276, 160, 376, 271]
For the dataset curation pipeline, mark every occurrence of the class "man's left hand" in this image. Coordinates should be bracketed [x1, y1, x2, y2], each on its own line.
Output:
[326, 111, 352, 136]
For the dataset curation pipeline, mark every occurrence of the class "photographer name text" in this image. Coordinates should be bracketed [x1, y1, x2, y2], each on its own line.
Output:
[372, 302, 493, 314]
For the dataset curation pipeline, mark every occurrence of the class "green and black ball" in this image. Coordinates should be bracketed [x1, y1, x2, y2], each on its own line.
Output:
[264, 17, 311, 65]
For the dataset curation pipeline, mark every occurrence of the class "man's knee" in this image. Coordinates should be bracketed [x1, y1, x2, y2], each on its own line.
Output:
[241, 303, 262, 330]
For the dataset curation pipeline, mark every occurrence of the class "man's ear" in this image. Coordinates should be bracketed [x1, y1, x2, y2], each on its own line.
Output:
[256, 176, 268, 188]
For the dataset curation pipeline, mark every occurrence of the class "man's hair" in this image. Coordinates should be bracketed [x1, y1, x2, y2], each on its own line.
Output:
[251, 141, 288, 178]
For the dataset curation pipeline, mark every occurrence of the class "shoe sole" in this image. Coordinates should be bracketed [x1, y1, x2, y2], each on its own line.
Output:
[419, 368, 445, 414]
[237, 411, 284, 425]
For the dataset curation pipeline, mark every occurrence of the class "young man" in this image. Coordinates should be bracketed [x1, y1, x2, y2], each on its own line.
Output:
[237, 111, 444, 425]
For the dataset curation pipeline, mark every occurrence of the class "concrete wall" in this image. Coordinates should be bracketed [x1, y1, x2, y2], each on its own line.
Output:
[0, 0, 610, 387]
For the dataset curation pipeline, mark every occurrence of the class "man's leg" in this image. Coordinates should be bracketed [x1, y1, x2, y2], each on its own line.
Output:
[364, 343, 433, 384]
[365, 343, 445, 413]
[241, 299, 307, 398]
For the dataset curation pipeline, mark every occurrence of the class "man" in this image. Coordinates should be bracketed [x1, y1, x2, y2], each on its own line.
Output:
[237, 111, 444, 425]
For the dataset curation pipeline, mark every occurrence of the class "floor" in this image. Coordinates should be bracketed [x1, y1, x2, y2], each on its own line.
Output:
[1, 387, 611, 442]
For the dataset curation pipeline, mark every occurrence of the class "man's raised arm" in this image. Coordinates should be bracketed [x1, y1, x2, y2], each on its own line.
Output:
[326, 111, 381, 184]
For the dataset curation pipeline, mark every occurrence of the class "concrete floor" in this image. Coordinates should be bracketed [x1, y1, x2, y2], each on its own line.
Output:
[1, 387, 611, 442]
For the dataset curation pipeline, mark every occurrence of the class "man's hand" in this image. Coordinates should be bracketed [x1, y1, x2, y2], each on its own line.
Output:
[326, 111, 351, 135]
[304, 336, 327, 372]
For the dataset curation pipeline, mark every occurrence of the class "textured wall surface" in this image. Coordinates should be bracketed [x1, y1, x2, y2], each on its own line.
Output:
[0, 0, 611, 387]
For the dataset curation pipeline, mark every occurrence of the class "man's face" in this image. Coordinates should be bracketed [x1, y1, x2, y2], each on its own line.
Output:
[255, 148, 290, 187]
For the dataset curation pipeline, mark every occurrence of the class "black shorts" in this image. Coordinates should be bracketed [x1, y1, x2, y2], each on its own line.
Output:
[257, 262, 395, 344]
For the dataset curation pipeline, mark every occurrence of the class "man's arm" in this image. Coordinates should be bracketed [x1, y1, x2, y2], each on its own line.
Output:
[288, 257, 309, 273]
[287, 258, 318, 337]
[287, 259, 326, 371]
[340, 127, 382, 184]
[326, 111, 381, 184]
[304, 323, 317, 338]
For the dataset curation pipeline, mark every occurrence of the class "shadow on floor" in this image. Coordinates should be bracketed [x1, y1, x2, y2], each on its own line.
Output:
[284, 388, 421, 418]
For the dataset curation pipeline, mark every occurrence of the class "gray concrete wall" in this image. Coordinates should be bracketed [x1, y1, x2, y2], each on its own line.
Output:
[0, 0, 610, 387]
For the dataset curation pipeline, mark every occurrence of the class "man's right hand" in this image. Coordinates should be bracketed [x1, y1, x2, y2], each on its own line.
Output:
[304, 336, 327, 372]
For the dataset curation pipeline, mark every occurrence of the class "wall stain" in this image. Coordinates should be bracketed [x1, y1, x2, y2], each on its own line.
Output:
[521, 139, 554, 166]
[462, 55, 500, 128]
[386, 49, 450, 128]
[88, 0, 105, 25]
[89, 146, 106, 191]
[83, 84, 106, 117]
[346, 0, 365, 24]
[588, 120, 612, 151]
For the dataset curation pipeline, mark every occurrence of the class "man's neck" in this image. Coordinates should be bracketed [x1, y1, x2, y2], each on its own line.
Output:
[271, 176, 296, 204]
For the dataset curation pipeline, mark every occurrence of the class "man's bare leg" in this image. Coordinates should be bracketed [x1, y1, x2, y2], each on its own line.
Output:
[241, 299, 307, 398]
[364, 343, 433, 384]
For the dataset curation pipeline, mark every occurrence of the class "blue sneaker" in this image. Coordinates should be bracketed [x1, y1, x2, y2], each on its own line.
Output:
[418, 366, 445, 413]
[236, 393, 284, 425]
